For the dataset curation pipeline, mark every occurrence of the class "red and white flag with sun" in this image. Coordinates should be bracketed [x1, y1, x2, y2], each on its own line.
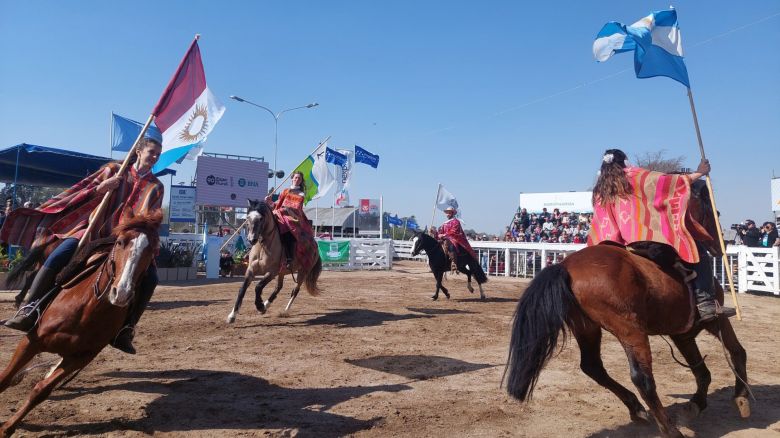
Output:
[151, 36, 225, 173]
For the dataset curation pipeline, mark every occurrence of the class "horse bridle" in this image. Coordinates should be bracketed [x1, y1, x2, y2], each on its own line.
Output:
[93, 244, 117, 300]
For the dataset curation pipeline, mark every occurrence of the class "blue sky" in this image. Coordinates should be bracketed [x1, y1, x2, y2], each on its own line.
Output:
[1, 1, 778, 233]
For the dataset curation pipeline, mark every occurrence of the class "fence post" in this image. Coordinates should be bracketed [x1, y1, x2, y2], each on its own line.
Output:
[504, 247, 511, 276]
[737, 247, 747, 293]
[773, 247, 780, 296]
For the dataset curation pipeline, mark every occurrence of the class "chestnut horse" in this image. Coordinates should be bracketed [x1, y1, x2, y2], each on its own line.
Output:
[505, 181, 749, 438]
[0, 213, 160, 436]
[227, 200, 321, 323]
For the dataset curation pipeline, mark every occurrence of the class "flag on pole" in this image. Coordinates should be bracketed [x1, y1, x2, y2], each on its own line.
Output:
[325, 147, 347, 166]
[354, 145, 379, 168]
[111, 113, 163, 152]
[436, 184, 460, 216]
[593, 9, 690, 87]
[406, 217, 419, 231]
[151, 37, 225, 173]
[388, 215, 403, 226]
[293, 142, 335, 205]
[334, 148, 353, 207]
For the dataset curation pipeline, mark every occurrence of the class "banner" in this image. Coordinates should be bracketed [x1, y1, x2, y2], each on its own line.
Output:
[169, 185, 197, 222]
[317, 240, 350, 263]
[357, 198, 380, 232]
[772, 178, 780, 212]
[335, 148, 353, 207]
[518, 191, 593, 213]
[195, 156, 269, 207]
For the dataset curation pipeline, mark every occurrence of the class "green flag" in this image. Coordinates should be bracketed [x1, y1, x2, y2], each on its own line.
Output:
[292, 142, 335, 204]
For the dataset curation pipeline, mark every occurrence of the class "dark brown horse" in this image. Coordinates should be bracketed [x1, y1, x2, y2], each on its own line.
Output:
[0, 212, 160, 436]
[505, 181, 748, 438]
[227, 200, 322, 323]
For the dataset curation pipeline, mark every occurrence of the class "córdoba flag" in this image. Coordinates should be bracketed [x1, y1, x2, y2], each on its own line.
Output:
[151, 38, 225, 173]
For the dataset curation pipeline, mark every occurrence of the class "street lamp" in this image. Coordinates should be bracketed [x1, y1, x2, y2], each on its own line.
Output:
[229, 95, 318, 189]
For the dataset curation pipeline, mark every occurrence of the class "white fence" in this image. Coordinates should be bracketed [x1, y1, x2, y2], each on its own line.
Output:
[320, 239, 392, 271]
[393, 239, 780, 295]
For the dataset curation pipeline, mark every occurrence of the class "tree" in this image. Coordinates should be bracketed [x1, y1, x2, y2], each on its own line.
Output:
[634, 150, 686, 173]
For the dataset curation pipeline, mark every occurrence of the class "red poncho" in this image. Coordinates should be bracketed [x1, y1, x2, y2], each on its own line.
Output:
[437, 218, 477, 260]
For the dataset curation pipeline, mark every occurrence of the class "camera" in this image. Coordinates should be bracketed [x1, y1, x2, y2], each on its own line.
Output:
[730, 223, 746, 232]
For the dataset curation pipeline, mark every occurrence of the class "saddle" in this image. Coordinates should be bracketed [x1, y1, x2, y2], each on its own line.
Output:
[625, 242, 697, 285]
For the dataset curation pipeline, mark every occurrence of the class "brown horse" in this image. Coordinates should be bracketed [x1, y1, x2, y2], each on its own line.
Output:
[0, 212, 160, 436]
[504, 181, 749, 438]
[226, 200, 321, 323]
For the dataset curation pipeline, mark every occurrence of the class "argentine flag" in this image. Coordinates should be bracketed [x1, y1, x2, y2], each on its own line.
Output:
[593, 9, 690, 88]
[151, 38, 225, 174]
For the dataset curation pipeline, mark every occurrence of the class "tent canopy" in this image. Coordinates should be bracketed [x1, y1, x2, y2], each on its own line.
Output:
[0, 143, 175, 187]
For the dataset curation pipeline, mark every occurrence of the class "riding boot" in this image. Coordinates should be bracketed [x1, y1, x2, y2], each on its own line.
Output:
[112, 269, 157, 355]
[441, 241, 457, 273]
[692, 246, 718, 323]
[4, 267, 60, 332]
[282, 232, 296, 270]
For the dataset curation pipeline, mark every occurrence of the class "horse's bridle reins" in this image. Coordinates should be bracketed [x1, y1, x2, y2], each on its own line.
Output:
[92, 244, 117, 300]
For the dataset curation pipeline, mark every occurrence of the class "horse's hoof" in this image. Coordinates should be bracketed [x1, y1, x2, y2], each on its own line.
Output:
[444, 294, 450, 300]
[431, 295, 438, 301]
[735, 396, 750, 418]
[480, 295, 486, 301]
[630, 408, 651, 424]
[226, 315, 236, 324]
[256, 302, 266, 314]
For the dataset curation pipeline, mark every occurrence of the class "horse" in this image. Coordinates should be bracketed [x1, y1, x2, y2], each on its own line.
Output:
[411, 231, 487, 300]
[504, 181, 749, 438]
[0, 212, 161, 437]
[226, 200, 322, 323]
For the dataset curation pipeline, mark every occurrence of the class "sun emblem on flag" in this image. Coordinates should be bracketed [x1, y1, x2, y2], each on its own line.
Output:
[179, 104, 209, 142]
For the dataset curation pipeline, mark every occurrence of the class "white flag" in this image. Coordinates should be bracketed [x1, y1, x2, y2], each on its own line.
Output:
[309, 142, 335, 202]
[436, 184, 460, 216]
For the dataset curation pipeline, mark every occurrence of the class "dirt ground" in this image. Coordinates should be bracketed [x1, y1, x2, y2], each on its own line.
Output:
[0, 260, 778, 437]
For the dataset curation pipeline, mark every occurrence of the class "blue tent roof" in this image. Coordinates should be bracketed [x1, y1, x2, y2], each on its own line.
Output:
[0, 143, 175, 187]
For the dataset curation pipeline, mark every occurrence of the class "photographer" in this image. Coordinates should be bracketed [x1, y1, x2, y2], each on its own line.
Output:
[739, 219, 761, 247]
[761, 222, 780, 248]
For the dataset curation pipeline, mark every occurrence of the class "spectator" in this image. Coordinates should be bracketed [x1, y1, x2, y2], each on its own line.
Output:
[219, 250, 235, 277]
[739, 219, 761, 247]
[760, 222, 779, 248]
[4, 198, 13, 216]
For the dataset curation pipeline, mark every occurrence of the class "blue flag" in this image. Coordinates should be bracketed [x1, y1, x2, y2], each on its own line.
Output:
[593, 9, 690, 88]
[325, 147, 347, 166]
[406, 218, 419, 230]
[388, 215, 403, 226]
[111, 113, 163, 151]
[354, 145, 379, 168]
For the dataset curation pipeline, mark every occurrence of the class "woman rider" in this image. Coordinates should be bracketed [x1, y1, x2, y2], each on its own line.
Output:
[265, 171, 313, 269]
[587, 148, 718, 322]
[2, 133, 164, 353]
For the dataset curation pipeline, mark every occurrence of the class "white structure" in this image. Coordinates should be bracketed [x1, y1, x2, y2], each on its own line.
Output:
[319, 238, 392, 270]
[518, 191, 593, 213]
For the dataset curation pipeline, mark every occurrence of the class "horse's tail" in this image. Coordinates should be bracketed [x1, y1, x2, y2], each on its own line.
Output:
[304, 257, 322, 296]
[504, 263, 576, 402]
[470, 255, 488, 284]
[6, 242, 53, 288]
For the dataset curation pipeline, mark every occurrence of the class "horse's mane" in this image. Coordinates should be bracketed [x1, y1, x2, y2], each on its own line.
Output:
[115, 211, 162, 249]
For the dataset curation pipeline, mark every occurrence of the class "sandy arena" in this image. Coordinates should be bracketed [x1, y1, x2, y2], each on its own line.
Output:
[0, 260, 778, 437]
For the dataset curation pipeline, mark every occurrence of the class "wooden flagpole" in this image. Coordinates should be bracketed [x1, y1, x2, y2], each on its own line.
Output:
[77, 113, 155, 251]
[687, 87, 742, 320]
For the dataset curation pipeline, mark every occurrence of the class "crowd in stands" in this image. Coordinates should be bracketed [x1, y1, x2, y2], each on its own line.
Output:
[502, 207, 594, 243]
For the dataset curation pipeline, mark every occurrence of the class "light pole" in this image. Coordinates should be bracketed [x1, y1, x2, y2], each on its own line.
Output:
[229, 95, 318, 190]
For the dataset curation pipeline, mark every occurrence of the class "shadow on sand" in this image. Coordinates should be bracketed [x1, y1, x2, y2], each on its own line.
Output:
[346, 354, 494, 380]
[587, 384, 780, 437]
[250, 308, 434, 329]
[148, 299, 227, 311]
[406, 307, 476, 316]
[34, 369, 411, 437]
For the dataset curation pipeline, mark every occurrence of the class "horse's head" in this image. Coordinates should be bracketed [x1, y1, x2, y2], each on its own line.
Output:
[688, 179, 722, 258]
[411, 231, 428, 256]
[108, 211, 162, 307]
[246, 199, 270, 246]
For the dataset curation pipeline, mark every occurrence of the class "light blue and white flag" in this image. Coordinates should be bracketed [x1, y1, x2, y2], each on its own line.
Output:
[593, 9, 690, 87]
[111, 113, 163, 152]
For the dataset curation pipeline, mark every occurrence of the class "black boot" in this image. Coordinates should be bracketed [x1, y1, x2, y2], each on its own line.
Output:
[112, 274, 156, 354]
[692, 243, 718, 323]
[4, 267, 60, 332]
[282, 232, 296, 269]
[695, 288, 718, 323]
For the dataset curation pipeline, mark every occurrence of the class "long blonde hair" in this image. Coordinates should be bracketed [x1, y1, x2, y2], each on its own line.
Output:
[592, 149, 632, 206]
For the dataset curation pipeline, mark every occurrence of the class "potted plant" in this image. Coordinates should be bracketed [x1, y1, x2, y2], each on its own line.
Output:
[156, 241, 175, 281]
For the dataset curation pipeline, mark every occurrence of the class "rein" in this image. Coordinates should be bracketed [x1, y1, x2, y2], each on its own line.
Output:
[92, 245, 117, 300]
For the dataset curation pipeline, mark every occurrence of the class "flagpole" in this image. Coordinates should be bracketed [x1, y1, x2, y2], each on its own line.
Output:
[430, 183, 441, 233]
[270, 135, 331, 197]
[77, 113, 155, 251]
[687, 87, 742, 320]
[109, 111, 113, 159]
[379, 195, 383, 239]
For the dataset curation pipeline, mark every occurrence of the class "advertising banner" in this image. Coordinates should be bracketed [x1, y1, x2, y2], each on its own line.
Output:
[357, 198, 380, 232]
[196, 156, 269, 207]
[317, 240, 350, 263]
[518, 191, 593, 213]
[772, 178, 780, 212]
[169, 185, 197, 222]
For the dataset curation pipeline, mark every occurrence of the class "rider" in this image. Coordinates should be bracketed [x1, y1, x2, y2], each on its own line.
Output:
[587, 148, 718, 322]
[265, 170, 312, 270]
[1, 133, 164, 353]
[435, 207, 478, 272]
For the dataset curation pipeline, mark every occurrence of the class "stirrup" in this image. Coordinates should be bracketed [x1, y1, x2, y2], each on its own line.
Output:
[3, 301, 42, 332]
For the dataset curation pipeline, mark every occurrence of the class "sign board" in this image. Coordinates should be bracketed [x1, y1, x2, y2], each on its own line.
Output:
[195, 156, 268, 207]
[317, 240, 350, 263]
[357, 198, 380, 231]
[169, 185, 197, 222]
[519, 192, 593, 214]
[772, 178, 780, 212]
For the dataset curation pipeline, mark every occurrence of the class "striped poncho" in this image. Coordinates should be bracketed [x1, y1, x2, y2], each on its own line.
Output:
[0, 163, 163, 250]
[587, 167, 709, 263]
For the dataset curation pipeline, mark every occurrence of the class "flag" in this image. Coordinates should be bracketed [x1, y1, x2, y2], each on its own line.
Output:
[388, 215, 403, 226]
[354, 145, 379, 168]
[334, 148, 353, 207]
[293, 142, 335, 205]
[151, 38, 225, 174]
[325, 147, 347, 166]
[593, 9, 690, 87]
[111, 113, 163, 152]
[436, 184, 460, 216]
[406, 217, 419, 230]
